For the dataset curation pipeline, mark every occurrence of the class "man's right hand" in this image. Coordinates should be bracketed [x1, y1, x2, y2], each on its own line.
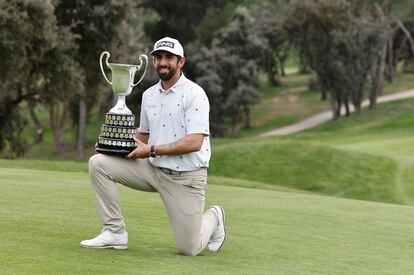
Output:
[126, 138, 150, 159]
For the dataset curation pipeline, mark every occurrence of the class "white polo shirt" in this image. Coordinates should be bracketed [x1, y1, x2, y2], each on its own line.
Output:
[139, 74, 211, 171]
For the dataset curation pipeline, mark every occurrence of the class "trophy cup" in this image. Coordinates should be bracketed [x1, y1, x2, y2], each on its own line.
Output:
[95, 51, 148, 156]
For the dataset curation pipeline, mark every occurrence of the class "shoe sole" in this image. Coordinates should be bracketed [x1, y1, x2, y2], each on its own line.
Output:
[214, 205, 226, 252]
[80, 244, 128, 250]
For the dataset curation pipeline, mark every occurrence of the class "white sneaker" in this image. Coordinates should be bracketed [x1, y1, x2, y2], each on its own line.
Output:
[80, 229, 128, 249]
[208, 206, 226, 252]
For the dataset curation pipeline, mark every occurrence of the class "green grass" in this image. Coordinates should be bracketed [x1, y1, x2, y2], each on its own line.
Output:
[2, 165, 414, 274]
[283, 98, 414, 204]
[210, 139, 400, 204]
[0, 158, 89, 173]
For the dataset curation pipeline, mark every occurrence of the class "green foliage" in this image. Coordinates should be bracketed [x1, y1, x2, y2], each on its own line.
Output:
[54, 0, 133, 110]
[357, 0, 414, 20]
[142, 0, 227, 44]
[254, 1, 289, 83]
[0, 0, 82, 156]
[195, 2, 239, 39]
[285, 0, 391, 118]
[188, 7, 266, 136]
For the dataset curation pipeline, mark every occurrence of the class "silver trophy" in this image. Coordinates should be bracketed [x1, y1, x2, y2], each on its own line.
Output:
[95, 51, 148, 156]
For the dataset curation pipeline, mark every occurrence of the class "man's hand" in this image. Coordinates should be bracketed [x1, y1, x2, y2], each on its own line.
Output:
[126, 137, 150, 159]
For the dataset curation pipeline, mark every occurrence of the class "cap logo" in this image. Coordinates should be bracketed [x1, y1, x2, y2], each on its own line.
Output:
[156, 41, 174, 49]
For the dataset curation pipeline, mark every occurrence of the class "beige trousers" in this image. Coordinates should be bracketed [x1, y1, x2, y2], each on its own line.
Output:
[88, 153, 218, 256]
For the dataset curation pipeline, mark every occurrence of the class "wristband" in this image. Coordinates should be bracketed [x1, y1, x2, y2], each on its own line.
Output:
[149, 145, 156, 158]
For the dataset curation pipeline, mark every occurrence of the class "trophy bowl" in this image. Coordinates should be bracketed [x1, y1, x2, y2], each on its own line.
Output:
[95, 51, 148, 156]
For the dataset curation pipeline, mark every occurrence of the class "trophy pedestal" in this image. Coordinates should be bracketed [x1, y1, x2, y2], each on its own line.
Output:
[95, 113, 137, 157]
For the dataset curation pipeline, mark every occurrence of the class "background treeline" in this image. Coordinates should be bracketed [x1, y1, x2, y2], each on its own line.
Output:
[1, 0, 414, 159]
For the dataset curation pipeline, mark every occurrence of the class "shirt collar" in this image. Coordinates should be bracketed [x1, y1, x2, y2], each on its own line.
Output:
[158, 73, 186, 94]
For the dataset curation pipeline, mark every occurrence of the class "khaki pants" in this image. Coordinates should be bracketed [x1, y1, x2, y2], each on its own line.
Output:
[88, 153, 218, 256]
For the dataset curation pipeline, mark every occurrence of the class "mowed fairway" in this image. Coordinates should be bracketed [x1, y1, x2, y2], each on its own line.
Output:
[292, 99, 414, 205]
[1, 164, 414, 274]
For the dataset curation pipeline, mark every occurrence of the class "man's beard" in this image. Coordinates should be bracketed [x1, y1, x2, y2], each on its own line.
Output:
[157, 66, 177, 81]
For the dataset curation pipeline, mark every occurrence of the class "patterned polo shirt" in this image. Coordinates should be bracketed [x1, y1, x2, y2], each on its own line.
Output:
[139, 74, 211, 171]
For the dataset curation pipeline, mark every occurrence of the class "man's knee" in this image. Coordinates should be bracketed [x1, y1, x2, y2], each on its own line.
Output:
[88, 153, 108, 175]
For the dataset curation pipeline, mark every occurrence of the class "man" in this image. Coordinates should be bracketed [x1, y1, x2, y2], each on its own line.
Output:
[80, 37, 226, 256]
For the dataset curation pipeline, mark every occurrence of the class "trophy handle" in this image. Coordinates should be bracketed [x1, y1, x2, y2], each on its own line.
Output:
[99, 51, 112, 85]
[132, 54, 148, 87]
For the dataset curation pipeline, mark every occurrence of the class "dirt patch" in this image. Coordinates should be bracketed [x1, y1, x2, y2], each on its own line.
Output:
[288, 95, 298, 103]
[272, 86, 307, 103]
[281, 86, 308, 95]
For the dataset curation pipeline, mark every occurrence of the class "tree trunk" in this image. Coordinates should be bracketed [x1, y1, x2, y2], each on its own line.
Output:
[370, 43, 386, 109]
[267, 58, 279, 86]
[336, 96, 342, 118]
[321, 90, 327, 101]
[394, 36, 407, 68]
[49, 102, 69, 155]
[386, 38, 394, 82]
[330, 95, 339, 120]
[344, 98, 350, 117]
[279, 46, 290, 77]
[320, 81, 328, 101]
[52, 127, 66, 154]
[243, 105, 251, 129]
[77, 98, 87, 159]
[298, 52, 309, 74]
[29, 104, 43, 144]
[230, 107, 240, 137]
[396, 19, 414, 57]
[370, 3, 387, 109]
[280, 58, 286, 77]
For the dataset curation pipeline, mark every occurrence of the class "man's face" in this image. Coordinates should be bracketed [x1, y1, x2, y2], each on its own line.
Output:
[152, 51, 185, 81]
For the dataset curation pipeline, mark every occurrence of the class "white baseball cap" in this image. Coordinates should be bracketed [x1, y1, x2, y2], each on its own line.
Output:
[150, 37, 184, 57]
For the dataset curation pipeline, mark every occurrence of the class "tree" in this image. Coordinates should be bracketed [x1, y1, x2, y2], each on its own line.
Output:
[254, 1, 288, 85]
[368, 3, 390, 108]
[54, 0, 133, 159]
[188, 7, 265, 136]
[285, 0, 390, 119]
[141, 0, 227, 44]
[0, 0, 82, 156]
[38, 29, 84, 154]
[392, 20, 414, 73]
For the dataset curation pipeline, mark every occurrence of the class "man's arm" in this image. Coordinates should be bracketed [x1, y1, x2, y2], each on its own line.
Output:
[136, 131, 149, 144]
[126, 133, 205, 159]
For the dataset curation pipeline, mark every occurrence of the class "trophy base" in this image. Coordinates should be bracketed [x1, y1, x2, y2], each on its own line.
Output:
[96, 146, 136, 157]
[95, 112, 137, 157]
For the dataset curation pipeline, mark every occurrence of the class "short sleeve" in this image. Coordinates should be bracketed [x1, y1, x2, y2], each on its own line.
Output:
[185, 91, 210, 136]
[138, 93, 150, 133]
